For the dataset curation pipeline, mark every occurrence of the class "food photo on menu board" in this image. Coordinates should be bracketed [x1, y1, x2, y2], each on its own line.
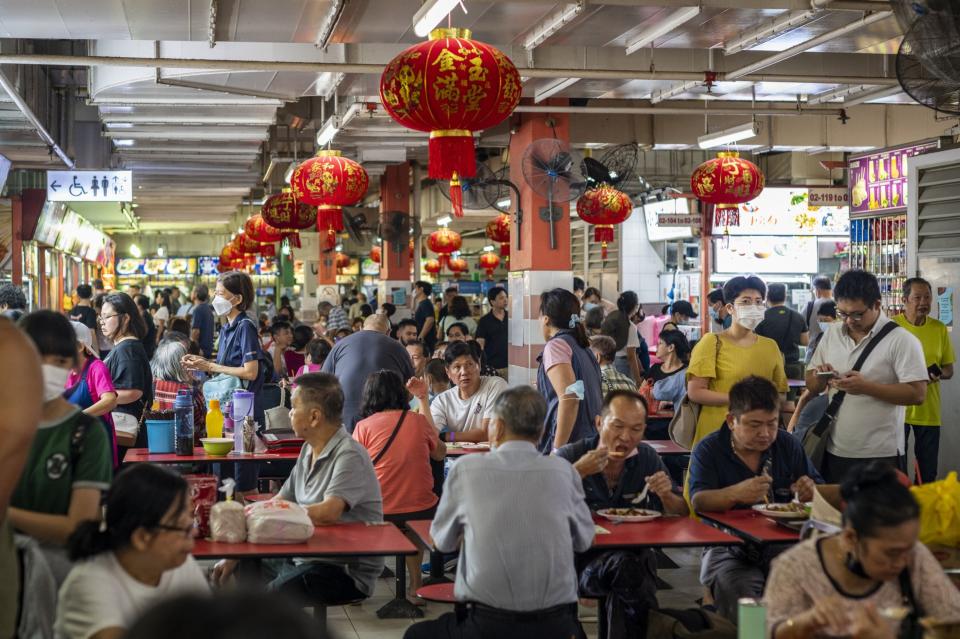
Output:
[848, 141, 939, 214]
[724, 188, 849, 236]
[715, 236, 819, 274]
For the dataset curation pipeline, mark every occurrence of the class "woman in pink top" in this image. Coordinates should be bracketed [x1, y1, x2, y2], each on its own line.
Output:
[763, 463, 960, 638]
[353, 369, 446, 603]
[66, 320, 119, 467]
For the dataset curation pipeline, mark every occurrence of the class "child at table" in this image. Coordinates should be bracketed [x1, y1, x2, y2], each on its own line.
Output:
[211, 373, 385, 608]
[55, 465, 209, 639]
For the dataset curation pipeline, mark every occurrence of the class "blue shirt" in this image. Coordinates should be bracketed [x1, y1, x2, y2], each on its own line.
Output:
[216, 314, 260, 368]
[555, 435, 678, 511]
[688, 424, 823, 507]
[191, 302, 215, 359]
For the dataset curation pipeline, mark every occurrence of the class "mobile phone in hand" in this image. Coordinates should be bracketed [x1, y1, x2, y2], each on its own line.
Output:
[816, 370, 838, 378]
[929, 363, 943, 377]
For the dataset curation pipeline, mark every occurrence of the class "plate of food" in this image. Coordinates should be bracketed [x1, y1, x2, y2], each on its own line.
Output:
[752, 502, 811, 520]
[459, 442, 490, 450]
[596, 508, 662, 523]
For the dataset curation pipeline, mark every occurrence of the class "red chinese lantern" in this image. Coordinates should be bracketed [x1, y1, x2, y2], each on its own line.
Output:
[232, 233, 261, 255]
[424, 259, 442, 277]
[335, 252, 351, 270]
[380, 28, 521, 217]
[499, 242, 510, 262]
[576, 185, 633, 259]
[485, 213, 510, 258]
[244, 214, 285, 244]
[408, 238, 415, 260]
[291, 150, 369, 238]
[370, 245, 382, 264]
[427, 228, 462, 269]
[261, 188, 317, 231]
[690, 151, 765, 229]
[479, 251, 500, 278]
[259, 243, 276, 258]
[448, 257, 468, 279]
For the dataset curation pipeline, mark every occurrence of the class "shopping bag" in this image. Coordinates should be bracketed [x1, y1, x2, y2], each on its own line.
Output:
[910, 472, 960, 547]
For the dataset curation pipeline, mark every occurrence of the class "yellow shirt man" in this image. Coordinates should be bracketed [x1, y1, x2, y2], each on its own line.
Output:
[892, 314, 955, 426]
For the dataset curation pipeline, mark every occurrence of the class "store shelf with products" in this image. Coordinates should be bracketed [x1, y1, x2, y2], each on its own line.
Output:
[849, 215, 906, 316]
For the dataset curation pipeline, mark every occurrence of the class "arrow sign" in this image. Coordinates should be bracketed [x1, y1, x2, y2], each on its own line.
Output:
[49, 180, 61, 192]
[46, 170, 133, 202]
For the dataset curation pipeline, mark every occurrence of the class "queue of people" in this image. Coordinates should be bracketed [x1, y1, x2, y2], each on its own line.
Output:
[1, 267, 958, 639]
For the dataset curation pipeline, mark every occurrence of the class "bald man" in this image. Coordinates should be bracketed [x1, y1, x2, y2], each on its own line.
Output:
[0, 319, 42, 636]
[322, 310, 416, 433]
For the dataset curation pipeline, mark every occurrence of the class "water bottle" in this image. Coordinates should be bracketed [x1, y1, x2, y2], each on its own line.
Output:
[174, 390, 195, 456]
[206, 399, 224, 439]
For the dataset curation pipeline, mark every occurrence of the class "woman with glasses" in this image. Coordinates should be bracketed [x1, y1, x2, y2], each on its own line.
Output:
[100, 293, 154, 454]
[55, 464, 209, 639]
[686, 275, 788, 447]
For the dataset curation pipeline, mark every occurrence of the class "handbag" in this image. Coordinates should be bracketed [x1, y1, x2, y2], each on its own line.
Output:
[897, 568, 925, 639]
[202, 373, 245, 404]
[669, 334, 721, 449]
[801, 321, 898, 468]
[263, 384, 292, 433]
[372, 409, 408, 465]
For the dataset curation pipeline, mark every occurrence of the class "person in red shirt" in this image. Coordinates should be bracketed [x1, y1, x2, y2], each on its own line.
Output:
[353, 369, 446, 603]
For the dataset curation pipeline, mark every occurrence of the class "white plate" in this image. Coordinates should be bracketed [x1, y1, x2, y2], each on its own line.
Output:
[596, 508, 662, 523]
[459, 442, 490, 450]
[752, 503, 811, 520]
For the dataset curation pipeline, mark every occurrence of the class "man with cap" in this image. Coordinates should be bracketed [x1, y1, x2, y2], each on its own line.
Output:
[661, 300, 698, 332]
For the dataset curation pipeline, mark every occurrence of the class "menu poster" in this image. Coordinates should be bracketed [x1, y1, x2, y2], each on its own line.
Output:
[33, 201, 67, 245]
[714, 236, 818, 274]
[848, 141, 939, 215]
[198, 257, 219, 275]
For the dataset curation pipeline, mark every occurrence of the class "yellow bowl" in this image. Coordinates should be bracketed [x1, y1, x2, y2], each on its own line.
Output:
[201, 438, 234, 456]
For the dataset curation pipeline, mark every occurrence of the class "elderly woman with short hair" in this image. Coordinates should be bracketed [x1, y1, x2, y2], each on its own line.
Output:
[151, 338, 207, 443]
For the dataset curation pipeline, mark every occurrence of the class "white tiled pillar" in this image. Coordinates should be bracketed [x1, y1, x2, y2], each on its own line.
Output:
[621, 207, 665, 303]
[507, 269, 574, 388]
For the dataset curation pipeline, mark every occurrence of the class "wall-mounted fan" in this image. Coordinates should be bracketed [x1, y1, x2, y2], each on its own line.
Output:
[521, 138, 587, 249]
[377, 211, 423, 266]
[438, 162, 504, 210]
[895, 4, 960, 115]
[343, 207, 374, 244]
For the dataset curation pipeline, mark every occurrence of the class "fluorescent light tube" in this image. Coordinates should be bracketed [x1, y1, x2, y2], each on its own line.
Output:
[483, 245, 495, 252]
[522, 3, 583, 51]
[697, 122, 759, 149]
[496, 198, 511, 209]
[535, 77, 580, 103]
[113, 139, 135, 147]
[625, 7, 701, 56]
[413, 0, 462, 38]
[437, 215, 452, 226]
[316, 115, 339, 146]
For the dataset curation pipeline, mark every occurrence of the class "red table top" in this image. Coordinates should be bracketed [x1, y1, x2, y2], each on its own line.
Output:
[406, 517, 738, 551]
[445, 445, 490, 457]
[123, 447, 301, 464]
[697, 509, 801, 545]
[191, 521, 417, 559]
[416, 582, 457, 603]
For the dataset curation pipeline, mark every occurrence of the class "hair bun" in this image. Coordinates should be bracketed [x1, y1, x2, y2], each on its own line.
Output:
[839, 462, 899, 502]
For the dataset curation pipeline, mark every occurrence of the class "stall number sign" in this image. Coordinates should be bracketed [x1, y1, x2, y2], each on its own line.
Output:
[658, 213, 701, 227]
[47, 170, 133, 202]
[807, 187, 849, 207]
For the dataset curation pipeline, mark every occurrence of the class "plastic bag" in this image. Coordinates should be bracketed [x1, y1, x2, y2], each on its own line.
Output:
[184, 473, 218, 538]
[210, 479, 246, 543]
[911, 472, 960, 547]
[244, 499, 314, 544]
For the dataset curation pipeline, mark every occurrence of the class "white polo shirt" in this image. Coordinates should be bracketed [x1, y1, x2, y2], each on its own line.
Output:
[808, 314, 928, 458]
[431, 375, 508, 433]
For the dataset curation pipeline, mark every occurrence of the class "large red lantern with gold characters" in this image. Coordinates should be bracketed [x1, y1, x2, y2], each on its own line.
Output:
[427, 228, 462, 269]
[261, 188, 317, 231]
[245, 214, 285, 244]
[485, 213, 510, 258]
[576, 185, 633, 259]
[232, 233, 261, 255]
[448, 257, 468, 279]
[479, 251, 500, 278]
[690, 151, 765, 228]
[379, 28, 521, 216]
[290, 150, 369, 236]
[424, 259, 442, 277]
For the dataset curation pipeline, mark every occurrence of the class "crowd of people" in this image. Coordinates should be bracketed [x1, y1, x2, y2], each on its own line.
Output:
[0, 266, 958, 639]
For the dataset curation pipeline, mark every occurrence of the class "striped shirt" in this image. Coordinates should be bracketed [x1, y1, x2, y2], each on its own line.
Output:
[430, 440, 595, 611]
[326, 306, 350, 332]
[600, 364, 637, 395]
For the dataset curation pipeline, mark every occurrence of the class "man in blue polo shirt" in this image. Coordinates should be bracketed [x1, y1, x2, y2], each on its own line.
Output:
[689, 376, 822, 621]
[557, 390, 688, 637]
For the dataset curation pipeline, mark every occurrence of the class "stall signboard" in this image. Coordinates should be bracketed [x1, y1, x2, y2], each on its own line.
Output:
[714, 236, 818, 274]
[808, 187, 849, 207]
[33, 201, 67, 245]
[658, 213, 701, 227]
[643, 199, 697, 241]
[47, 170, 133, 203]
[360, 258, 380, 275]
[117, 258, 198, 276]
[726, 187, 849, 236]
[848, 141, 939, 215]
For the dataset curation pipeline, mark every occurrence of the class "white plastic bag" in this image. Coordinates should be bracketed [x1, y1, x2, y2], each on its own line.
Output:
[210, 479, 246, 543]
[244, 499, 314, 544]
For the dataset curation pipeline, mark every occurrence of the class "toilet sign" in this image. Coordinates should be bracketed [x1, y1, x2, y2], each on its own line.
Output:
[47, 170, 133, 202]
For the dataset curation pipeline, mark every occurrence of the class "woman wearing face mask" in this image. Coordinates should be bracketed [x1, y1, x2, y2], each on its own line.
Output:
[763, 462, 960, 638]
[100, 293, 153, 454]
[686, 275, 787, 447]
[182, 271, 265, 495]
[55, 464, 209, 639]
[11, 311, 113, 583]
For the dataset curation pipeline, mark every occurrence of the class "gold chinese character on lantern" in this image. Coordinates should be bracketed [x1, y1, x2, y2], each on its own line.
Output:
[468, 57, 488, 83]
[433, 49, 466, 73]
[434, 74, 460, 114]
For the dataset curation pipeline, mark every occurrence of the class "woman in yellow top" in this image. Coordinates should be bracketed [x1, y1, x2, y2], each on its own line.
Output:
[687, 275, 788, 446]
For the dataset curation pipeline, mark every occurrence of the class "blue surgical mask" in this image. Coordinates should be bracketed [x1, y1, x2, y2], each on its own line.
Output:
[565, 380, 585, 400]
[583, 302, 598, 312]
[818, 321, 831, 333]
[709, 307, 720, 322]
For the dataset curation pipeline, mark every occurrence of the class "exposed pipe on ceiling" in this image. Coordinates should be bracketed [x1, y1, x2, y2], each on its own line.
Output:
[0, 69, 74, 168]
[514, 104, 846, 116]
[0, 53, 899, 87]
[499, 0, 889, 10]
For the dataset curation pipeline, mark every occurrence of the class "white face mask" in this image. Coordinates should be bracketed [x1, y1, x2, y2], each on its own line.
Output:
[42, 364, 69, 402]
[734, 305, 765, 331]
[212, 295, 234, 316]
[818, 321, 832, 333]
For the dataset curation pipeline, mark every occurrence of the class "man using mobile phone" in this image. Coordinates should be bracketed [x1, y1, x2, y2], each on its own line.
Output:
[892, 278, 954, 483]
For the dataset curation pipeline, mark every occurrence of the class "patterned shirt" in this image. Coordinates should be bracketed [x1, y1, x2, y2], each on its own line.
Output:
[600, 364, 636, 395]
[326, 306, 350, 332]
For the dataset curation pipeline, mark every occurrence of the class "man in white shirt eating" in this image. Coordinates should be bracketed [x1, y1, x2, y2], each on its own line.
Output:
[430, 341, 507, 443]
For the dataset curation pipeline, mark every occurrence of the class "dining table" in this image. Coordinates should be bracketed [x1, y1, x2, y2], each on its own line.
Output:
[123, 447, 301, 465]
[696, 508, 801, 545]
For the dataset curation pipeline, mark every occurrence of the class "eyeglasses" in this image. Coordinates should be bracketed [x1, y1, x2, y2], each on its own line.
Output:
[99, 313, 121, 322]
[836, 310, 869, 321]
[152, 522, 194, 537]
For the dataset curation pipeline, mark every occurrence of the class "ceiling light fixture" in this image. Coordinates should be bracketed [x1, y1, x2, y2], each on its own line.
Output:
[157, 245, 165, 257]
[483, 244, 495, 252]
[437, 215, 452, 227]
[723, 9, 817, 55]
[315, 72, 345, 100]
[534, 77, 580, 103]
[522, 2, 584, 51]
[316, 115, 339, 146]
[413, 0, 465, 38]
[113, 139, 135, 147]
[129, 244, 142, 258]
[837, 85, 902, 107]
[697, 121, 759, 149]
[495, 197, 511, 209]
[315, 0, 345, 49]
[625, 7, 701, 56]
[283, 164, 295, 184]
